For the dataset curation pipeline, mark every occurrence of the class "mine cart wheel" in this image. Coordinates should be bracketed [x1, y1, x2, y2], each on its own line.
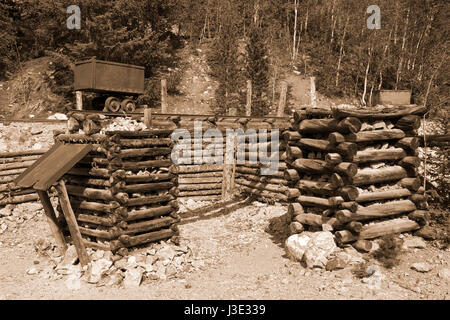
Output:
[121, 99, 136, 113]
[106, 97, 122, 112]
[103, 97, 114, 111]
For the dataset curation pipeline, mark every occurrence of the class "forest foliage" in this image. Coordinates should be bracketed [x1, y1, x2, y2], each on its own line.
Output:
[1, 0, 448, 115]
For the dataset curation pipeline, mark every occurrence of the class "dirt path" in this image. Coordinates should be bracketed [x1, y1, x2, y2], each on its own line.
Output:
[0, 200, 448, 300]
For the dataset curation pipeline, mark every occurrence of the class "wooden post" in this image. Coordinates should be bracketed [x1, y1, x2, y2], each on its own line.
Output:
[56, 180, 90, 266]
[37, 190, 67, 253]
[75, 91, 83, 110]
[310, 76, 317, 107]
[144, 108, 152, 128]
[222, 132, 236, 200]
[277, 81, 287, 116]
[161, 79, 168, 113]
[246, 80, 252, 116]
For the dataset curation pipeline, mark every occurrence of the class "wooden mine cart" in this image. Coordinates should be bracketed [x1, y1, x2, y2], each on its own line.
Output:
[74, 58, 145, 113]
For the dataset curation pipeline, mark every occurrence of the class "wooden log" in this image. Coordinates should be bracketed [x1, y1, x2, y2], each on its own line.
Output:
[70, 200, 118, 213]
[118, 229, 174, 248]
[325, 153, 342, 166]
[395, 137, 419, 150]
[330, 173, 345, 188]
[77, 214, 116, 227]
[126, 205, 173, 221]
[335, 142, 357, 159]
[56, 181, 90, 266]
[345, 129, 405, 142]
[105, 129, 173, 138]
[289, 222, 304, 234]
[296, 180, 335, 196]
[0, 175, 19, 183]
[350, 166, 407, 186]
[123, 181, 174, 193]
[332, 105, 426, 120]
[115, 159, 172, 171]
[78, 226, 115, 240]
[355, 148, 406, 163]
[236, 179, 288, 193]
[288, 203, 304, 217]
[398, 156, 420, 168]
[298, 118, 338, 134]
[123, 217, 175, 235]
[55, 134, 106, 143]
[294, 213, 325, 227]
[328, 132, 345, 144]
[285, 188, 301, 198]
[178, 164, 223, 174]
[328, 196, 344, 206]
[337, 186, 359, 201]
[239, 186, 288, 201]
[358, 218, 420, 240]
[335, 230, 358, 244]
[117, 138, 173, 148]
[346, 221, 363, 233]
[83, 119, 101, 135]
[235, 166, 259, 175]
[296, 138, 333, 152]
[83, 240, 111, 251]
[178, 183, 222, 191]
[117, 147, 171, 158]
[286, 146, 303, 159]
[126, 194, 174, 207]
[0, 154, 41, 164]
[65, 185, 128, 203]
[297, 195, 332, 208]
[178, 171, 222, 179]
[37, 190, 67, 253]
[0, 168, 26, 176]
[282, 131, 301, 142]
[67, 167, 110, 178]
[178, 189, 222, 197]
[336, 117, 362, 134]
[334, 162, 358, 177]
[284, 169, 300, 181]
[290, 159, 328, 174]
[395, 115, 421, 131]
[408, 210, 429, 226]
[178, 195, 221, 201]
[124, 173, 173, 184]
[398, 177, 421, 191]
[65, 176, 111, 188]
[356, 188, 411, 203]
[237, 174, 290, 186]
[0, 149, 47, 158]
[178, 176, 222, 184]
[336, 200, 416, 223]
[0, 160, 35, 171]
[340, 201, 358, 212]
[0, 193, 39, 205]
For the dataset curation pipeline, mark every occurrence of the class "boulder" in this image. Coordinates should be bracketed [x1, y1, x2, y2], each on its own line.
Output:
[303, 231, 337, 269]
[402, 236, 427, 249]
[156, 245, 176, 261]
[59, 245, 79, 267]
[326, 257, 347, 271]
[352, 240, 372, 253]
[414, 226, 437, 240]
[411, 262, 433, 273]
[123, 267, 144, 288]
[336, 246, 365, 265]
[285, 232, 313, 261]
[437, 268, 450, 281]
[86, 258, 113, 284]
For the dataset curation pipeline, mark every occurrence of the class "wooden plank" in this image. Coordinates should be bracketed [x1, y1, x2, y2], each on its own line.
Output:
[56, 180, 90, 266]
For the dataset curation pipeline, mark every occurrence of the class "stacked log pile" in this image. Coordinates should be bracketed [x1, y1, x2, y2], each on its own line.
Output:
[283, 105, 428, 243]
[0, 149, 48, 205]
[56, 114, 180, 252]
[234, 118, 295, 202]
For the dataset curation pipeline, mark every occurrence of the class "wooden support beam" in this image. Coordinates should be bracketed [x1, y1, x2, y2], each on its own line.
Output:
[37, 190, 67, 253]
[56, 180, 90, 267]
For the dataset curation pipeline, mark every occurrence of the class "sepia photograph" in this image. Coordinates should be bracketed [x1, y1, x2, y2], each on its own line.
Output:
[0, 0, 448, 305]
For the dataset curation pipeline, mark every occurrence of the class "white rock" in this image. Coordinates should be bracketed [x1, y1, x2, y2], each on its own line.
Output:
[0, 207, 12, 217]
[402, 237, 427, 249]
[411, 262, 433, 273]
[59, 245, 79, 267]
[437, 268, 450, 281]
[123, 267, 143, 288]
[65, 273, 82, 290]
[336, 246, 365, 265]
[87, 258, 113, 283]
[156, 246, 176, 261]
[26, 267, 39, 275]
[91, 250, 104, 261]
[303, 232, 337, 269]
[285, 233, 313, 261]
